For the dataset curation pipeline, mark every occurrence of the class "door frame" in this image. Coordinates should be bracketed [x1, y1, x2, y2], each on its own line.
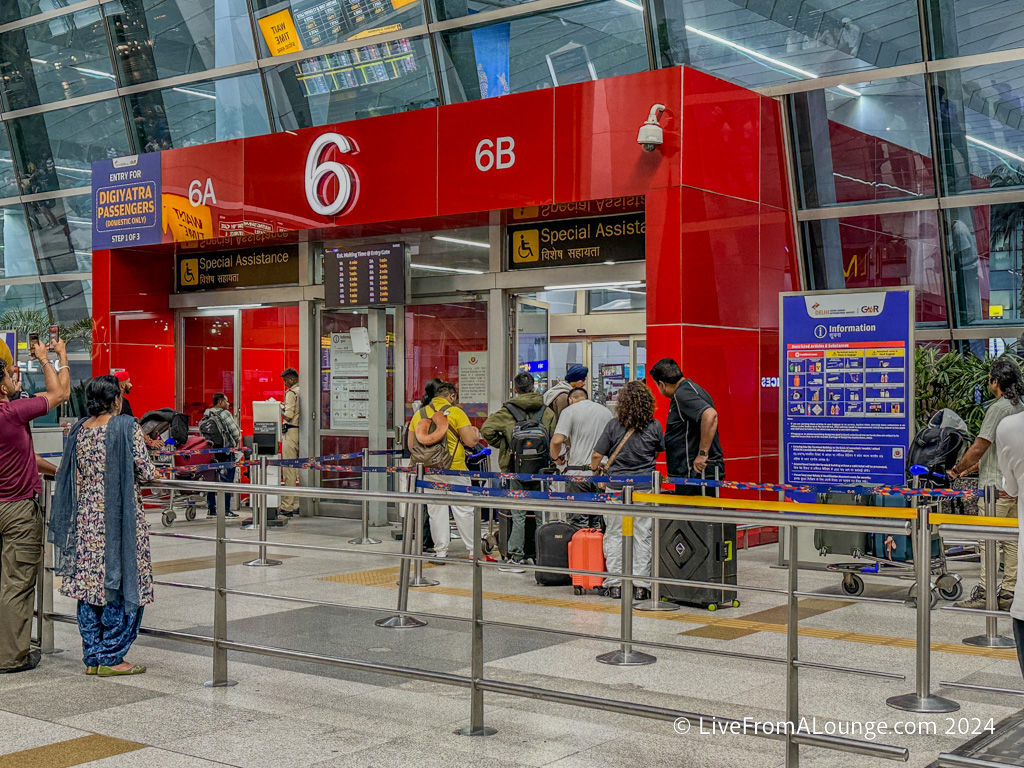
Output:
[510, 296, 552, 390]
[175, 308, 242, 423]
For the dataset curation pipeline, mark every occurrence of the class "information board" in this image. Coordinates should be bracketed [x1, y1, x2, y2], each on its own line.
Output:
[507, 212, 644, 270]
[92, 153, 162, 249]
[780, 288, 914, 488]
[329, 332, 369, 429]
[324, 242, 405, 308]
[175, 244, 299, 292]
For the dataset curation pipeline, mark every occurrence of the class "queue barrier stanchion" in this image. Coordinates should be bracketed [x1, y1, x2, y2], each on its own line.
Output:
[36, 476, 60, 655]
[886, 471, 959, 713]
[963, 483, 1015, 648]
[206, 490, 237, 688]
[409, 464, 440, 588]
[634, 470, 678, 613]
[785, 519, 799, 767]
[377, 464, 427, 629]
[350, 448, 382, 545]
[245, 456, 281, 567]
[597, 485, 656, 666]
[457, 469, 496, 737]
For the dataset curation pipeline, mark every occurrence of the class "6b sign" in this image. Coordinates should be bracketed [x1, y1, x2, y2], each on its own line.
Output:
[475, 137, 516, 171]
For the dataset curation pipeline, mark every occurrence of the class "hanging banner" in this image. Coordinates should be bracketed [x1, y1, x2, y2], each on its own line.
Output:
[92, 153, 162, 249]
[507, 212, 645, 270]
[175, 244, 299, 292]
[780, 287, 914, 488]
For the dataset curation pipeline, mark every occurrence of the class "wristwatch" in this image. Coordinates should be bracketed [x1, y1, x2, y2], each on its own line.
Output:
[698, 450, 708, 457]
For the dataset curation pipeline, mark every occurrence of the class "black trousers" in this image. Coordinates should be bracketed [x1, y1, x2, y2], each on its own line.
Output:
[1014, 619, 1024, 681]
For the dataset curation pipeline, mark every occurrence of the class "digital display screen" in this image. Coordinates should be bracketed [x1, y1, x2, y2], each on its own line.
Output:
[324, 242, 405, 308]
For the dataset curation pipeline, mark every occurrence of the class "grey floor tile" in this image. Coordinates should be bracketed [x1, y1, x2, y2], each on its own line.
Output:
[0, 710, 92, 755]
[1, 675, 167, 721]
[78, 746, 242, 767]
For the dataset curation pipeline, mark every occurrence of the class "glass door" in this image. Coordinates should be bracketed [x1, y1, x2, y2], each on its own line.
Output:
[513, 297, 550, 394]
[590, 338, 631, 407]
[180, 312, 238, 426]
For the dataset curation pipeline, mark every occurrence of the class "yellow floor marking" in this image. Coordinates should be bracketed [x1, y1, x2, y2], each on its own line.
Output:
[0, 734, 145, 768]
[322, 566, 1019, 660]
[682, 598, 851, 640]
[153, 552, 293, 575]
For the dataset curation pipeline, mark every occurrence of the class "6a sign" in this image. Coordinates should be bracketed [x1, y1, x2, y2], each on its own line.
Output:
[305, 133, 356, 216]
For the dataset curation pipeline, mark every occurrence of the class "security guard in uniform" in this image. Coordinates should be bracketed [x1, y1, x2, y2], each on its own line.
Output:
[279, 368, 300, 517]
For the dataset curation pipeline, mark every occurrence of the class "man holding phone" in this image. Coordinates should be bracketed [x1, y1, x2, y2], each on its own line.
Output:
[0, 336, 69, 673]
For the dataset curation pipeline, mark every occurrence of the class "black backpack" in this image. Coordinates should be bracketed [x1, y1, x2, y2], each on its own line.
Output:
[199, 411, 229, 450]
[906, 408, 969, 487]
[140, 408, 189, 447]
[504, 403, 550, 474]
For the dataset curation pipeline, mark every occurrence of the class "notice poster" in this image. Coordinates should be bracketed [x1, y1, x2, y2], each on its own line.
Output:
[329, 332, 369, 429]
[92, 154, 162, 249]
[458, 351, 487, 402]
[780, 288, 914, 488]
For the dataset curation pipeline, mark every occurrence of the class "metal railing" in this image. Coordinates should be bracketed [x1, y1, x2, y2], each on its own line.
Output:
[31, 473, 1018, 766]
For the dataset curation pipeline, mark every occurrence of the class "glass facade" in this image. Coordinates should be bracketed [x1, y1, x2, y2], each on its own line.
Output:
[0, 0, 1022, 361]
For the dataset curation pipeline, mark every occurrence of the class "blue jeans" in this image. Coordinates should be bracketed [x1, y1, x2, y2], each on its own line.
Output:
[206, 463, 235, 514]
[78, 597, 144, 667]
[1014, 619, 1024, 681]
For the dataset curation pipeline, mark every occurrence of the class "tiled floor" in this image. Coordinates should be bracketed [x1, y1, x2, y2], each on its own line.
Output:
[2, 512, 1022, 768]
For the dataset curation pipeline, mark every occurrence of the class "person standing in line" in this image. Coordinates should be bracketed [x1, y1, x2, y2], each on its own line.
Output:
[591, 381, 664, 601]
[202, 393, 241, 519]
[114, 370, 133, 417]
[481, 372, 556, 571]
[551, 388, 612, 530]
[0, 337, 69, 673]
[279, 368, 301, 518]
[952, 359, 1024, 610]
[648, 358, 725, 494]
[543, 364, 588, 420]
[50, 375, 156, 676]
[996, 407, 1024, 680]
[408, 382, 480, 561]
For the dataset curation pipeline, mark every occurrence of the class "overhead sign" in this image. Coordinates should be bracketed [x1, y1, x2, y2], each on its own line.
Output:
[507, 212, 645, 270]
[93, 154, 162, 249]
[780, 288, 914, 488]
[258, 9, 304, 56]
[324, 242, 406, 308]
[510, 196, 644, 223]
[175, 244, 300, 292]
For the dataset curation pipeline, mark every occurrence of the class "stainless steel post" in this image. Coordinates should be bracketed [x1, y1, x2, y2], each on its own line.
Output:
[457, 474, 497, 737]
[350, 447, 382, 545]
[785, 523, 799, 767]
[376, 469, 427, 629]
[205, 491, 237, 688]
[246, 457, 281, 567]
[597, 485, 656, 666]
[963, 483, 1014, 648]
[37, 477, 59, 654]
[887, 480, 959, 713]
[635, 470, 678, 613]
[409, 464, 440, 587]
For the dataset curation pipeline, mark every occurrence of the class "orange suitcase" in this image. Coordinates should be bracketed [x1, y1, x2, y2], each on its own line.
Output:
[569, 528, 605, 594]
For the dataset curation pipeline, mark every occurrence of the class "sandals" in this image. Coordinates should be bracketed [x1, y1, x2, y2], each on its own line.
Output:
[86, 666, 97, 675]
[97, 664, 147, 677]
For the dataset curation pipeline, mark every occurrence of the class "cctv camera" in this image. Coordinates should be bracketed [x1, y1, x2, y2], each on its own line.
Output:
[637, 104, 666, 152]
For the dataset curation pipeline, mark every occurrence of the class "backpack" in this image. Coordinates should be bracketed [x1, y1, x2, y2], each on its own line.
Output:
[906, 408, 969, 487]
[199, 410, 229, 450]
[504, 402, 550, 474]
[408, 405, 459, 469]
[140, 408, 189, 446]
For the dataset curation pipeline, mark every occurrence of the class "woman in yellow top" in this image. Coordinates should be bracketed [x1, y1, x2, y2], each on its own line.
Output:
[409, 381, 480, 559]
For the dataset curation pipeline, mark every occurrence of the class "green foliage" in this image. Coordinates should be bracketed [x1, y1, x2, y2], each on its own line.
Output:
[915, 346, 996, 435]
[0, 309, 93, 347]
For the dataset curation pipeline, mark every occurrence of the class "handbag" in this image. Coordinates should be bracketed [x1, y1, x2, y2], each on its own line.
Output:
[596, 427, 635, 491]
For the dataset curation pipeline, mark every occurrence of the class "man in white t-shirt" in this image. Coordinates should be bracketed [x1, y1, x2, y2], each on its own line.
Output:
[550, 388, 612, 529]
[996, 409, 1024, 679]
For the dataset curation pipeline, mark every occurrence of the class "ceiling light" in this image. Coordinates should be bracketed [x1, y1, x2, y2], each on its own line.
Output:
[30, 58, 47, 65]
[544, 280, 643, 291]
[411, 263, 486, 275]
[966, 135, 1024, 164]
[432, 236, 489, 249]
[74, 67, 115, 79]
[173, 87, 217, 100]
[836, 85, 862, 97]
[614, 0, 643, 9]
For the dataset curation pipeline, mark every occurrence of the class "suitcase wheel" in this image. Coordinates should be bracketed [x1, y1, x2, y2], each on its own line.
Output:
[185, 504, 196, 522]
[841, 574, 864, 597]
[730, 600, 740, 608]
[707, 603, 717, 611]
[573, 586, 583, 595]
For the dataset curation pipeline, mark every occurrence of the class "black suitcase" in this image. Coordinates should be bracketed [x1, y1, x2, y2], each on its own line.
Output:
[658, 519, 738, 608]
[498, 512, 537, 561]
[534, 521, 574, 586]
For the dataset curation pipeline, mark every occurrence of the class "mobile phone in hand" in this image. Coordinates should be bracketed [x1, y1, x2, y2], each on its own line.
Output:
[29, 331, 39, 345]
[48, 325, 59, 345]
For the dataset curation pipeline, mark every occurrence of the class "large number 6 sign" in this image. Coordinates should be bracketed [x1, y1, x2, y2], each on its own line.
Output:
[305, 133, 356, 216]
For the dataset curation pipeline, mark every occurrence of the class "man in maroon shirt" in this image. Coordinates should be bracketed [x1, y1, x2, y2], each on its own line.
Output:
[0, 337, 69, 673]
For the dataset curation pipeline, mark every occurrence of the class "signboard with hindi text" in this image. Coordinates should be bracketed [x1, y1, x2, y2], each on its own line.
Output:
[175, 244, 299, 292]
[507, 211, 644, 270]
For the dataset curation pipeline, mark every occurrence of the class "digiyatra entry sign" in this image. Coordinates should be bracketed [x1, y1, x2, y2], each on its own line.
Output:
[780, 287, 915, 489]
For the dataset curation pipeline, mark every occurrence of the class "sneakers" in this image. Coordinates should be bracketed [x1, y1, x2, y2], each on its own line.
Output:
[999, 589, 1015, 612]
[954, 585, 987, 609]
[603, 586, 622, 599]
[498, 558, 526, 573]
[633, 586, 651, 602]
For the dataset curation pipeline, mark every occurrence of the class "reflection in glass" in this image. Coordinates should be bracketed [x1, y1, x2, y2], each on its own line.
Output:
[438, 1, 647, 101]
[0, 130, 19, 200]
[791, 77, 934, 208]
[947, 204, 1024, 326]
[27, 195, 94, 276]
[411, 229, 489, 275]
[651, 0, 921, 89]
[804, 210, 947, 323]
[934, 64, 1024, 196]
[591, 338, 629, 405]
[0, 204, 32, 279]
[0, 279, 91, 328]
[8, 99, 131, 192]
[549, 341, 583, 385]
[251, 0, 425, 57]
[536, 290, 577, 314]
[265, 36, 438, 129]
[929, 1, 1024, 59]
[127, 73, 270, 152]
[0, 9, 116, 110]
[589, 286, 645, 312]
[104, 0, 257, 86]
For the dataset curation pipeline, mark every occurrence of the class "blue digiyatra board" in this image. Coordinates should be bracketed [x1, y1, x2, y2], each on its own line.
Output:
[780, 288, 914, 494]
